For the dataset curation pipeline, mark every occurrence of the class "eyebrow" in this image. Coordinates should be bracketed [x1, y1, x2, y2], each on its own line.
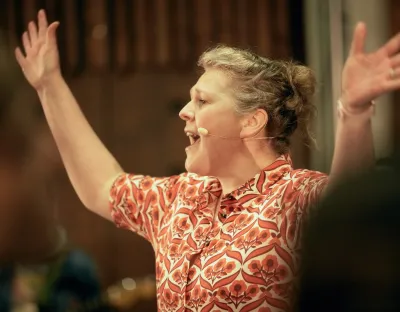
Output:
[190, 87, 212, 97]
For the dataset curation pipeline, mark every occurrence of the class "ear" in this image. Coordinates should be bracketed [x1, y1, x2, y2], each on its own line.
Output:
[240, 108, 268, 138]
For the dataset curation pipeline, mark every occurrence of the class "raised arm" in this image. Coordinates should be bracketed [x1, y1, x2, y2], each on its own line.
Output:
[15, 10, 123, 220]
[330, 23, 400, 184]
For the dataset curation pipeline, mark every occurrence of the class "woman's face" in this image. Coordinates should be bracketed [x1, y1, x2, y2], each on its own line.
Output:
[179, 68, 248, 177]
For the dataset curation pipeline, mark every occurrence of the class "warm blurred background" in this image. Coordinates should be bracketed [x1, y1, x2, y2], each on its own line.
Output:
[0, 0, 398, 311]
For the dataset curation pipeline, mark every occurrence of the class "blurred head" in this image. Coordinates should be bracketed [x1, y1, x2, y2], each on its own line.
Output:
[298, 165, 400, 312]
[179, 45, 316, 176]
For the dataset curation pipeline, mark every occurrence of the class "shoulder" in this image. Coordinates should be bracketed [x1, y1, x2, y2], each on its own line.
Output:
[152, 172, 218, 190]
[290, 168, 328, 181]
[290, 169, 329, 193]
[273, 168, 328, 201]
[111, 172, 218, 199]
[287, 169, 329, 206]
[113, 172, 210, 187]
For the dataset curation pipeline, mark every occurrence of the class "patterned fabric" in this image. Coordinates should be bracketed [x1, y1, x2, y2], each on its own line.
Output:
[110, 155, 328, 312]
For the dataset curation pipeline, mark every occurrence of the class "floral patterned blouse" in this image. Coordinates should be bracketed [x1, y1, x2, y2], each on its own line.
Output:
[110, 154, 328, 311]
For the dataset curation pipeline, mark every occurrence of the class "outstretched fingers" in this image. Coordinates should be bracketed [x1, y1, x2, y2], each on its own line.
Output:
[384, 51, 400, 90]
[391, 53, 400, 69]
[15, 47, 27, 69]
[384, 74, 400, 92]
[377, 32, 400, 58]
[46, 21, 60, 46]
[349, 22, 367, 56]
[22, 32, 31, 53]
[38, 9, 49, 39]
[28, 21, 38, 43]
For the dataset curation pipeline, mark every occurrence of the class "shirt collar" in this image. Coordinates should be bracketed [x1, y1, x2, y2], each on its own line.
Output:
[225, 154, 293, 201]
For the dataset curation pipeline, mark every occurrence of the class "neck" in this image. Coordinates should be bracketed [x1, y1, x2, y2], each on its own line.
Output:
[216, 144, 279, 195]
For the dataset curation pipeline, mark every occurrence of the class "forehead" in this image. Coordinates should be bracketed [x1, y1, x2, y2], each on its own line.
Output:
[192, 68, 232, 96]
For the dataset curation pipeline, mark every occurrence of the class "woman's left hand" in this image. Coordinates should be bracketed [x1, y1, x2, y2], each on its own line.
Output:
[341, 22, 400, 112]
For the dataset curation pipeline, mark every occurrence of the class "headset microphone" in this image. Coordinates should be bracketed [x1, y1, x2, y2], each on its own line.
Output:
[197, 127, 275, 140]
[197, 127, 209, 136]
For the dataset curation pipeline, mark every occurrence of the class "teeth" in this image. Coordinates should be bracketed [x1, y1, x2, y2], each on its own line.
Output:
[186, 132, 198, 138]
[185, 132, 200, 145]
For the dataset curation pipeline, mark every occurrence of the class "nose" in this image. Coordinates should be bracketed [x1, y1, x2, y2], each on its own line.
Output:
[179, 102, 195, 121]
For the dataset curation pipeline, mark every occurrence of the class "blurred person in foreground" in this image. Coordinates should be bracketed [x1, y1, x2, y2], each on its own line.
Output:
[14, 9, 400, 312]
[298, 160, 400, 312]
[0, 31, 108, 312]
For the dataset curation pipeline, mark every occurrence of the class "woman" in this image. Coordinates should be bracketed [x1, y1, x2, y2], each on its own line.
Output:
[15, 10, 400, 312]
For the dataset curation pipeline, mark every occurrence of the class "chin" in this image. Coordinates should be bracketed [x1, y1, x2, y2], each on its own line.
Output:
[185, 157, 211, 176]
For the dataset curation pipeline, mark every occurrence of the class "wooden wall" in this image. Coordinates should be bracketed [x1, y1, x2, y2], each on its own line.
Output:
[0, 1, 302, 311]
[1, 0, 291, 73]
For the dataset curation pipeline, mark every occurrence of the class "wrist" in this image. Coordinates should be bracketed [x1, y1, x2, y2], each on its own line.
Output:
[36, 72, 64, 93]
[337, 98, 375, 119]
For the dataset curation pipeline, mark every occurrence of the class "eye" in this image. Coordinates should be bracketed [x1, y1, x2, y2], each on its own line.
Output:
[197, 99, 207, 106]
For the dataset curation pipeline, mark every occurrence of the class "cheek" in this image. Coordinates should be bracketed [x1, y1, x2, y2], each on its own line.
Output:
[197, 108, 241, 133]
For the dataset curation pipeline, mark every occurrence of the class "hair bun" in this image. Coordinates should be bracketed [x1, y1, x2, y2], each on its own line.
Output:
[279, 61, 317, 148]
[285, 62, 316, 116]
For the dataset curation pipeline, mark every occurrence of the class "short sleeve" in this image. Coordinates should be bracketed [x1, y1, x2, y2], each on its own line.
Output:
[109, 173, 184, 247]
[292, 169, 329, 212]
[276, 169, 328, 251]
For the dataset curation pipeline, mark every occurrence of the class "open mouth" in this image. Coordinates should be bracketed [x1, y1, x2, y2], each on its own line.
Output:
[186, 132, 200, 146]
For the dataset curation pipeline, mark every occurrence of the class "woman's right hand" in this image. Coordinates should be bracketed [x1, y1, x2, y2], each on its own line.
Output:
[15, 10, 61, 90]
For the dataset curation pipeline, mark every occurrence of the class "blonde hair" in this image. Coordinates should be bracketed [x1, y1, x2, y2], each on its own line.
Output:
[198, 45, 317, 154]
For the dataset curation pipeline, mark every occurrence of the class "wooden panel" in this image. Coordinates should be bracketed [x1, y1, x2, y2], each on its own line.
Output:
[114, 0, 130, 71]
[194, 0, 212, 57]
[257, 0, 272, 56]
[4, 2, 16, 43]
[216, 0, 236, 46]
[134, 0, 149, 68]
[155, 0, 169, 66]
[247, 0, 260, 49]
[274, 0, 290, 58]
[23, 0, 37, 22]
[4, 0, 292, 73]
[85, 0, 109, 72]
[63, 1, 79, 73]
[236, 0, 249, 48]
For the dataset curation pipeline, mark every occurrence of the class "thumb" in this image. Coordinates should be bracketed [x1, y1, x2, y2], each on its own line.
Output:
[349, 22, 367, 56]
[46, 21, 60, 46]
